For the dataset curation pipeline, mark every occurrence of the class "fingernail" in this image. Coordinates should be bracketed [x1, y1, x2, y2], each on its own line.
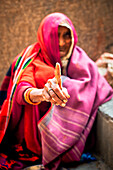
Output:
[63, 99, 67, 103]
[61, 103, 66, 107]
[67, 95, 70, 98]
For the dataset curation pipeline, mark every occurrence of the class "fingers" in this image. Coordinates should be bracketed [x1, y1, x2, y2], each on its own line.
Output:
[55, 62, 62, 89]
[62, 87, 70, 99]
[43, 83, 63, 105]
[51, 83, 67, 102]
[42, 63, 69, 106]
[42, 79, 70, 106]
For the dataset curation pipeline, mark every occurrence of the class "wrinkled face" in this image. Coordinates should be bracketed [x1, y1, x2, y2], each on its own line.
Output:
[58, 26, 72, 58]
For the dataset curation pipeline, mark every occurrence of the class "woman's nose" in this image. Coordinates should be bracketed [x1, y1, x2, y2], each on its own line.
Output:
[59, 37, 65, 47]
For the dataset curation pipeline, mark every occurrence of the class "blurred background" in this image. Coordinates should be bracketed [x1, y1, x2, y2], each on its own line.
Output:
[0, 0, 113, 85]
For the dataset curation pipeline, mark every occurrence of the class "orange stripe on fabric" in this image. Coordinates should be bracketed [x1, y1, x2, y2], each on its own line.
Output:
[80, 134, 86, 145]
[72, 148, 80, 159]
[43, 155, 49, 164]
[51, 119, 80, 139]
[65, 153, 74, 161]
[42, 136, 60, 155]
[65, 105, 89, 117]
[41, 123, 70, 149]
[42, 127, 67, 150]
[54, 111, 84, 129]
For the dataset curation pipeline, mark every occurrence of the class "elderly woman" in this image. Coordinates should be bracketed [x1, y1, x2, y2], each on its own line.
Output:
[0, 13, 113, 169]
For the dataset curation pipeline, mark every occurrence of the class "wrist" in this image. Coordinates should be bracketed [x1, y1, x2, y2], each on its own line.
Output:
[24, 88, 42, 105]
[30, 88, 44, 102]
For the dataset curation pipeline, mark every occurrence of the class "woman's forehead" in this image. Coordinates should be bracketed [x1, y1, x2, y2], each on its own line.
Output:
[58, 26, 70, 33]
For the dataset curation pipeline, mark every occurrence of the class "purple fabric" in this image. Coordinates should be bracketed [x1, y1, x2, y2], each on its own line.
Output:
[38, 46, 113, 168]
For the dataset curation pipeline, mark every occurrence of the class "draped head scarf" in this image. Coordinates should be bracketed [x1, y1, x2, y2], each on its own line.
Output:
[37, 12, 78, 67]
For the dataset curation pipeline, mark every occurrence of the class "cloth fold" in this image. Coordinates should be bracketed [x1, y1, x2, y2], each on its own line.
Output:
[38, 46, 113, 167]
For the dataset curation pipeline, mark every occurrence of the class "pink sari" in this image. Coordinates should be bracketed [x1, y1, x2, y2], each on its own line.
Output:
[0, 13, 113, 169]
[37, 13, 113, 167]
[38, 46, 113, 168]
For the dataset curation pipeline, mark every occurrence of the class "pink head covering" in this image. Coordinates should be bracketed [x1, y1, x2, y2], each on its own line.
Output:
[37, 12, 78, 66]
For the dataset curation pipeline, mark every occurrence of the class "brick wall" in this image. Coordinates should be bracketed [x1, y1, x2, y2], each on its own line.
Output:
[0, 0, 113, 85]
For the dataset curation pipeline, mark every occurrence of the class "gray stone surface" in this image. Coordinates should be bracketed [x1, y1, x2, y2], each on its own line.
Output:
[99, 97, 113, 118]
[95, 98, 113, 169]
[66, 160, 111, 170]
[23, 159, 112, 170]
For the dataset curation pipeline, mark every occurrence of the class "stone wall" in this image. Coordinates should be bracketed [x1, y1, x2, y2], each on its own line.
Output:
[0, 0, 113, 85]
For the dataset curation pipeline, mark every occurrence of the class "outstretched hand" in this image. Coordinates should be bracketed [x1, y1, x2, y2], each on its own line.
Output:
[42, 63, 70, 106]
[29, 63, 70, 106]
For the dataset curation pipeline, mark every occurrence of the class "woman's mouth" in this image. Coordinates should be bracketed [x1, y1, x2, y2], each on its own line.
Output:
[60, 50, 66, 58]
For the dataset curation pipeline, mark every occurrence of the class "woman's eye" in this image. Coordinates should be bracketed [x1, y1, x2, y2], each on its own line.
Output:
[64, 32, 71, 39]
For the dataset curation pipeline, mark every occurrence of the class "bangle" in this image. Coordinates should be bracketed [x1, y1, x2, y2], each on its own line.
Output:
[24, 88, 41, 105]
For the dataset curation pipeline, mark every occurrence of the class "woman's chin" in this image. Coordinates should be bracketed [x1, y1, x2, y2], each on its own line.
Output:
[60, 52, 66, 58]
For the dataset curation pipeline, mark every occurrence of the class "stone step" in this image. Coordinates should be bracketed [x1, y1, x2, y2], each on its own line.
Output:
[62, 159, 111, 170]
[23, 158, 112, 170]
